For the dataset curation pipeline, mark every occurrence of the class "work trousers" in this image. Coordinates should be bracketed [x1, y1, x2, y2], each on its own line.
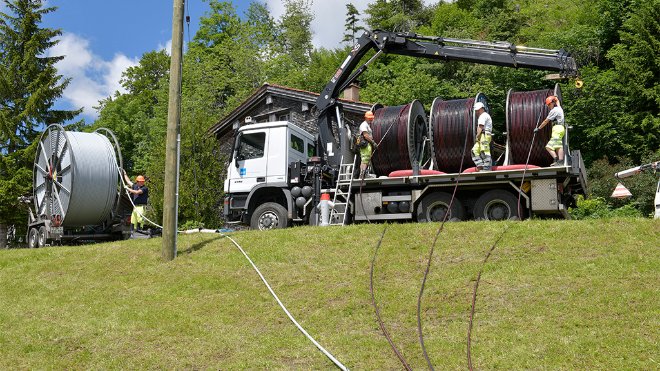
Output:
[471, 134, 492, 170]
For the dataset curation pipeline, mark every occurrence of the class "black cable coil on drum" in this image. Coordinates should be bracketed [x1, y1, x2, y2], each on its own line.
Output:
[429, 93, 488, 173]
[371, 100, 430, 176]
[506, 84, 562, 167]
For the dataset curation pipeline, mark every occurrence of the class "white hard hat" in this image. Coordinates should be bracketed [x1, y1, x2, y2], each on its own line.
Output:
[473, 102, 484, 111]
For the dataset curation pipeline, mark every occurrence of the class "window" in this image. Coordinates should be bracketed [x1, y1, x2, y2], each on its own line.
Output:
[307, 143, 316, 158]
[290, 134, 304, 153]
[238, 132, 266, 160]
[278, 113, 289, 121]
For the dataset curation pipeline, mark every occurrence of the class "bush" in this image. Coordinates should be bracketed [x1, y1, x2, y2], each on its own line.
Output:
[569, 195, 643, 219]
[586, 151, 660, 217]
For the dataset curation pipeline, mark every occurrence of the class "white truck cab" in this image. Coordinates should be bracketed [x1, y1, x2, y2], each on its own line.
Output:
[224, 121, 316, 229]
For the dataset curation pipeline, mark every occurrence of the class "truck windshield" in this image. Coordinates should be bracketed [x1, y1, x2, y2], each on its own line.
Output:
[238, 132, 265, 160]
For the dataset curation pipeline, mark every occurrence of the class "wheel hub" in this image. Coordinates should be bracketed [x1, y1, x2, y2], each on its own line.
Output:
[259, 212, 278, 230]
[428, 202, 449, 222]
[485, 201, 510, 220]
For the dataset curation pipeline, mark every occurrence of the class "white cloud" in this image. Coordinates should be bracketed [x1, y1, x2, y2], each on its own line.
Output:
[264, 0, 437, 50]
[158, 39, 173, 56]
[48, 32, 138, 119]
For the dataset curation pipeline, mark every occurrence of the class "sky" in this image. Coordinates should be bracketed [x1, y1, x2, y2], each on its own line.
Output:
[4, 0, 432, 122]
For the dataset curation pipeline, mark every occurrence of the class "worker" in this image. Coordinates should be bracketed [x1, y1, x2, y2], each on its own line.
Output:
[535, 95, 565, 166]
[471, 102, 493, 171]
[358, 110, 377, 178]
[123, 170, 149, 232]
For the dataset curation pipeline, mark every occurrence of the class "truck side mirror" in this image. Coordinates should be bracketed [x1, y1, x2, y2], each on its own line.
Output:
[233, 132, 242, 168]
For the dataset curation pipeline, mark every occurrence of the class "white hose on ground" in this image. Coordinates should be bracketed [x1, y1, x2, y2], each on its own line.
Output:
[220, 232, 349, 370]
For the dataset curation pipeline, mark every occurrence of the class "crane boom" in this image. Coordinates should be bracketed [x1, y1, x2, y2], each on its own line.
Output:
[315, 30, 579, 168]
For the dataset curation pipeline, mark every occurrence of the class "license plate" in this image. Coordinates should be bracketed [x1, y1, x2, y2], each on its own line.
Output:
[50, 227, 63, 235]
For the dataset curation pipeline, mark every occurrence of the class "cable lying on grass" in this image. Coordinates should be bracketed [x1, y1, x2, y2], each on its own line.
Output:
[220, 232, 349, 370]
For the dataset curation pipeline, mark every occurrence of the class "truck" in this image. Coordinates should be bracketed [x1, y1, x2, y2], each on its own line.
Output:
[223, 30, 587, 230]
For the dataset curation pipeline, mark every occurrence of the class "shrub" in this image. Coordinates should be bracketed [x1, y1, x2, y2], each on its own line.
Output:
[569, 195, 643, 219]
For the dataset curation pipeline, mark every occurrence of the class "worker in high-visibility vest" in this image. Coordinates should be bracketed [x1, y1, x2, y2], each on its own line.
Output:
[358, 111, 377, 178]
[535, 95, 565, 166]
[471, 102, 493, 171]
[123, 170, 149, 232]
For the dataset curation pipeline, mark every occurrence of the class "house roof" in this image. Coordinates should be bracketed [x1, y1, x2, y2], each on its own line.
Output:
[209, 83, 372, 137]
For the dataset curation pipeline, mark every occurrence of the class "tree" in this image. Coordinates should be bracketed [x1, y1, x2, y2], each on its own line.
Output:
[92, 50, 170, 173]
[0, 0, 80, 248]
[365, 0, 426, 31]
[277, 0, 314, 66]
[343, 3, 364, 45]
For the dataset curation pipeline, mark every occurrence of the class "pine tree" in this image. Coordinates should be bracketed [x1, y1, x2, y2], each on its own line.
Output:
[0, 0, 81, 248]
[343, 3, 364, 45]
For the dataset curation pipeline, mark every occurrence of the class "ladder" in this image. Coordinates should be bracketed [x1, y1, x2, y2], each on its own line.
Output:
[329, 155, 356, 226]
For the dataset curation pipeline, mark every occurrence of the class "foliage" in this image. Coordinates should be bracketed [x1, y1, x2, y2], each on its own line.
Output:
[342, 3, 364, 46]
[584, 151, 660, 217]
[92, 50, 170, 172]
[568, 195, 642, 219]
[365, 0, 428, 32]
[276, 0, 314, 66]
[0, 0, 80, 247]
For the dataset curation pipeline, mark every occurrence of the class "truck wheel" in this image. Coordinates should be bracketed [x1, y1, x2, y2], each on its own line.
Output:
[416, 192, 465, 222]
[473, 190, 521, 221]
[37, 226, 47, 247]
[250, 202, 289, 230]
[28, 228, 39, 248]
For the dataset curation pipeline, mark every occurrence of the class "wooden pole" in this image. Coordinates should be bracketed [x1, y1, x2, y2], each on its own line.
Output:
[162, 0, 185, 261]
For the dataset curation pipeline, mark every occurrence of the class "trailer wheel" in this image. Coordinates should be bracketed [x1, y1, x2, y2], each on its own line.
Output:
[250, 202, 289, 230]
[473, 190, 521, 221]
[416, 192, 465, 222]
[28, 228, 39, 248]
[37, 226, 47, 247]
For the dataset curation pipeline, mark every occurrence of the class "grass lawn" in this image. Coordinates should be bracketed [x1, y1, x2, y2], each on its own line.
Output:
[0, 219, 658, 369]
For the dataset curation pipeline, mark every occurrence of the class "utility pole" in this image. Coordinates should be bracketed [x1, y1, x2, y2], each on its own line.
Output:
[162, 0, 185, 261]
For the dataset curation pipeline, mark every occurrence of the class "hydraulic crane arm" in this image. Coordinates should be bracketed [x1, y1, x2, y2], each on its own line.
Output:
[315, 30, 579, 168]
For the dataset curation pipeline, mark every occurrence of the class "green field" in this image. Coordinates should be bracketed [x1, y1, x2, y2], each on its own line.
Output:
[0, 219, 658, 369]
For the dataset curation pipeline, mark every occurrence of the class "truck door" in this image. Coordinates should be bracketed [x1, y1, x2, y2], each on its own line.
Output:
[228, 130, 268, 193]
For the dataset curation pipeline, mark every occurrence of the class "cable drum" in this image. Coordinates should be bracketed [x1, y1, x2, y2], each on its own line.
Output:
[371, 100, 430, 176]
[506, 84, 562, 166]
[33, 125, 121, 227]
[429, 93, 488, 173]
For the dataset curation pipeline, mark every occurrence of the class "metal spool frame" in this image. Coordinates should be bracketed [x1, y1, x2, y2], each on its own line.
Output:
[429, 93, 488, 173]
[371, 100, 430, 176]
[505, 84, 562, 166]
[33, 125, 124, 227]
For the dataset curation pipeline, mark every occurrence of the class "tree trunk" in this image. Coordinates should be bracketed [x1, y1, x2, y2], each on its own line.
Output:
[0, 223, 7, 249]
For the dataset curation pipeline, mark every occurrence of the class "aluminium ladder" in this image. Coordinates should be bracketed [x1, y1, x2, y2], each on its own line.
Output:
[329, 155, 356, 226]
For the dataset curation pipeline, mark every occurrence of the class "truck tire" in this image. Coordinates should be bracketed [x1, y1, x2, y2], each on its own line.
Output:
[250, 202, 289, 230]
[473, 190, 521, 221]
[37, 226, 47, 247]
[28, 228, 39, 248]
[416, 192, 465, 222]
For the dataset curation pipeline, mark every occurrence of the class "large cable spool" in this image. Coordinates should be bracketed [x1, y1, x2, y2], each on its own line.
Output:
[371, 100, 430, 176]
[33, 125, 123, 227]
[506, 84, 562, 166]
[429, 93, 488, 173]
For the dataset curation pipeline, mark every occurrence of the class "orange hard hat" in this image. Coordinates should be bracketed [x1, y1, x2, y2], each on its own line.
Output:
[136, 175, 146, 182]
[545, 96, 557, 106]
[365, 111, 375, 120]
